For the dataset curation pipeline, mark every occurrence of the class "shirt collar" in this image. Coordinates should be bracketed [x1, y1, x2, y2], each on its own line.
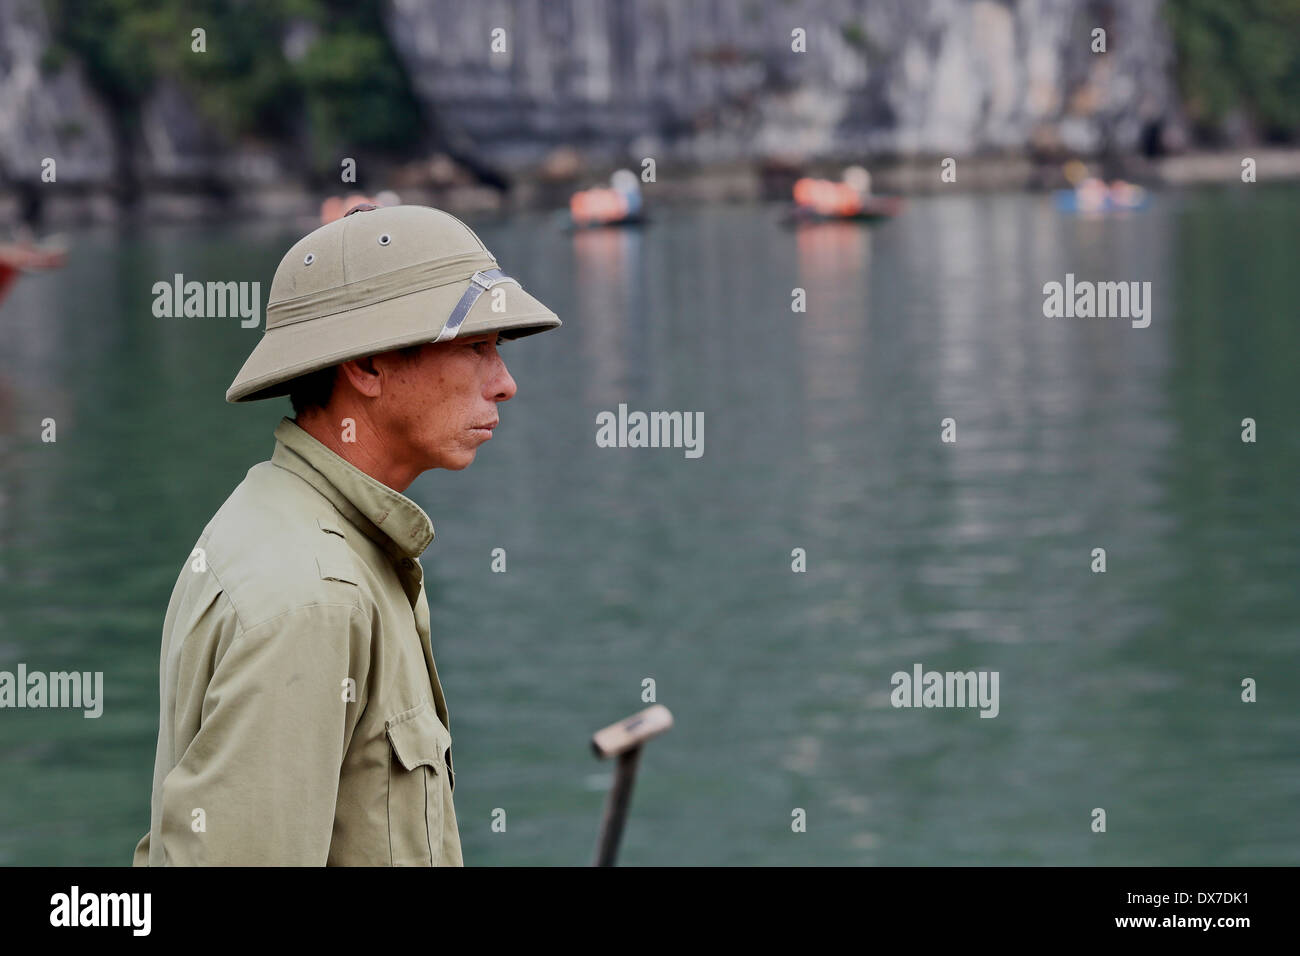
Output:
[270, 416, 435, 560]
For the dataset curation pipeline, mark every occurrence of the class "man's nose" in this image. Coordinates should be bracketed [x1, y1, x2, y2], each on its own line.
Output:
[491, 355, 517, 402]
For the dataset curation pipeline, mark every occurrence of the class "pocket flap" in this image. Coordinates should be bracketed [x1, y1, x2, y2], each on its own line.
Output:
[315, 525, 358, 585]
[385, 702, 452, 774]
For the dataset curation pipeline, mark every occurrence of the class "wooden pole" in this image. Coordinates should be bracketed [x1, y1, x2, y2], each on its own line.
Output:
[589, 704, 673, 866]
[592, 746, 643, 867]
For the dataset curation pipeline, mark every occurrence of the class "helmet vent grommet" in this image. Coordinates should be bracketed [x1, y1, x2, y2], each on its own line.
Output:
[378, 234, 392, 246]
[303, 252, 315, 265]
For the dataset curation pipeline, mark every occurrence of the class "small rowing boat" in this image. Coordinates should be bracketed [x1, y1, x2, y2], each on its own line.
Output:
[783, 194, 903, 225]
[783, 168, 903, 226]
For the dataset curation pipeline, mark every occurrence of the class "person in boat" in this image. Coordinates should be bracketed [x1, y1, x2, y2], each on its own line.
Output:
[1060, 160, 1146, 213]
[792, 165, 878, 219]
[133, 203, 561, 866]
[570, 169, 642, 227]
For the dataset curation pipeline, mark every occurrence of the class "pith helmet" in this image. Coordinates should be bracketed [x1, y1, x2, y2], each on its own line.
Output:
[226, 204, 561, 403]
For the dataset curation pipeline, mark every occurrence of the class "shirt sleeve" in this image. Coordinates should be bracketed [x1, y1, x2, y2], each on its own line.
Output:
[155, 602, 371, 865]
[132, 831, 149, 866]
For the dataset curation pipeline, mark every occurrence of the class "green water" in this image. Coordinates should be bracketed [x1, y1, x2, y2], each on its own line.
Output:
[0, 187, 1297, 865]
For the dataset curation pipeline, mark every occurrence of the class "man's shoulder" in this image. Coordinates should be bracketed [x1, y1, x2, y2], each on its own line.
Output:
[194, 460, 368, 631]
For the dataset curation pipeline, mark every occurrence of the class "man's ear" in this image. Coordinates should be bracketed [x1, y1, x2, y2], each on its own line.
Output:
[337, 356, 383, 398]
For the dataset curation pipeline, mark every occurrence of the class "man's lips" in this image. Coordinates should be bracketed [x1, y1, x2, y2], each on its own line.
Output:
[470, 421, 498, 436]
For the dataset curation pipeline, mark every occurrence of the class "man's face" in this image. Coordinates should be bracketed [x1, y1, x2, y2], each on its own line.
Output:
[374, 332, 518, 471]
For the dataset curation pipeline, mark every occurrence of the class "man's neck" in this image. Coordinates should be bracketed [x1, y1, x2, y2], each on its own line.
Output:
[293, 408, 419, 492]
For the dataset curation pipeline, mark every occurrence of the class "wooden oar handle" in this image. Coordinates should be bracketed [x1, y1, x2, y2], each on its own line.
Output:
[591, 704, 674, 758]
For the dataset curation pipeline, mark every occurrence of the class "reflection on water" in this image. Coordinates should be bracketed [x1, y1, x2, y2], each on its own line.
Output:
[574, 226, 640, 408]
[0, 190, 1297, 864]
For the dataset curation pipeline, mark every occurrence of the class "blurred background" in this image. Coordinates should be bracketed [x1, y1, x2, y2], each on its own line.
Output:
[0, 0, 1297, 865]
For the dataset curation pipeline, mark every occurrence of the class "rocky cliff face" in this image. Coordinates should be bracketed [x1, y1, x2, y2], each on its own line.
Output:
[385, 0, 1179, 167]
[1, 0, 1180, 202]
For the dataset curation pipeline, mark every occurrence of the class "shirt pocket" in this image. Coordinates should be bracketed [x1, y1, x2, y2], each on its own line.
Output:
[385, 701, 453, 866]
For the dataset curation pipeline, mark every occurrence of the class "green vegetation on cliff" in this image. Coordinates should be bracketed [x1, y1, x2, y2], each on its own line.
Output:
[1165, 0, 1300, 140]
[43, 0, 423, 173]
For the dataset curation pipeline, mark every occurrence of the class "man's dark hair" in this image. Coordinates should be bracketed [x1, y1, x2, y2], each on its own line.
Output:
[288, 344, 426, 416]
[287, 365, 338, 417]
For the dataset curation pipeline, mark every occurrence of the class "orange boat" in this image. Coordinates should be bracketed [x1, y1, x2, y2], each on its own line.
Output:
[569, 170, 646, 229]
[320, 191, 401, 224]
[786, 173, 902, 224]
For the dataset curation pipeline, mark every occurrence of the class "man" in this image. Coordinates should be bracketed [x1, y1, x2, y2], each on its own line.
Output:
[133, 203, 560, 865]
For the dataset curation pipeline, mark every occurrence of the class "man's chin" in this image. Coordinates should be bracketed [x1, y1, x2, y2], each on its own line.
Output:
[424, 440, 481, 471]
[444, 449, 477, 471]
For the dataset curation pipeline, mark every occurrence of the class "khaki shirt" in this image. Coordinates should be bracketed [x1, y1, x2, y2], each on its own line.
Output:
[133, 417, 462, 865]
